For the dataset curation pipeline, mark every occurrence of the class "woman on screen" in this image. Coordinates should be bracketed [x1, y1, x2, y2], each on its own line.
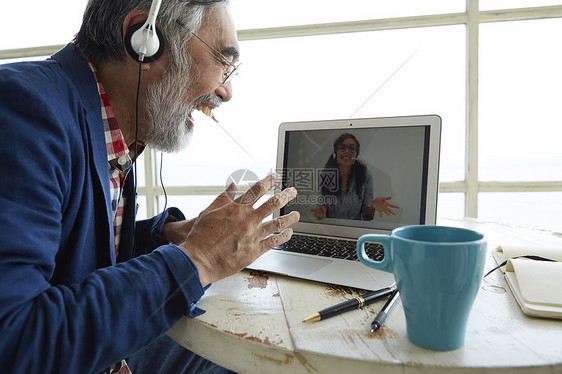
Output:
[311, 133, 400, 220]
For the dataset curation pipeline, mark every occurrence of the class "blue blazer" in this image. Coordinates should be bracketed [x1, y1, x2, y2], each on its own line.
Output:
[0, 45, 205, 373]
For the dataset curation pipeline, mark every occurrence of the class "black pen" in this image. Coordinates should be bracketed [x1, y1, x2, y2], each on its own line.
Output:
[370, 289, 400, 333]
[302, 287, 395, 323]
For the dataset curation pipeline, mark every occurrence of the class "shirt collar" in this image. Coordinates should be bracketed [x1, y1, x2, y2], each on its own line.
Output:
[87, 61, 145, 172]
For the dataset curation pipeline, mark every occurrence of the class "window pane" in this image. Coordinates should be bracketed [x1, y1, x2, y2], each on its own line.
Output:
[231, 0, 465, 30]
[136, 195, 148, 220]
[479, 192, 562, 232]
[437, 192, 465, 220]
[158, 194, 274, 219]
[162, 26, 466, 187]
[135, 151, 146, 188]
[0, 56, 50, 65]
[479, 19, 562, 182]
[158, 196, 216, 219]
[480, 0, 562, 11]
[1, 1, 87, 49]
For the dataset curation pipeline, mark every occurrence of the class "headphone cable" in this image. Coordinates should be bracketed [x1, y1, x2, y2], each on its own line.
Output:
[156, 151, 168, 228]
[134, 62, 142, 194]
[134, 61, 168, 245]
[130, 61, 142, 257]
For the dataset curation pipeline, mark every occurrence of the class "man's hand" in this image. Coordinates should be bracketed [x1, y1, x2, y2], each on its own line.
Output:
[179, 174, 300, 287]
[161, 218, 196, 245]
[161, 184, 246, 244]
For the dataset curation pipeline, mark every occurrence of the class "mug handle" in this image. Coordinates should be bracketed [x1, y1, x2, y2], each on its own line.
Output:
[356, 234, 393, 273]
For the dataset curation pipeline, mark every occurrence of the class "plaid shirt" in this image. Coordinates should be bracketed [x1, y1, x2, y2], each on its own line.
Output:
[88, 62, 133, 258]
[88, 62, 135, 374]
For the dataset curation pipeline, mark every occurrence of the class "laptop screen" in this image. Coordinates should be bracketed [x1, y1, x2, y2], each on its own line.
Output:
[276, 116, 441, 237]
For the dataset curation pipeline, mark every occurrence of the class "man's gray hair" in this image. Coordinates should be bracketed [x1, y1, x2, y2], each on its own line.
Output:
[73, 0, 227, 66]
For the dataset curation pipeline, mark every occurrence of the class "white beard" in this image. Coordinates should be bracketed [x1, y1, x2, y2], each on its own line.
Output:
[143, 65, 194, 153]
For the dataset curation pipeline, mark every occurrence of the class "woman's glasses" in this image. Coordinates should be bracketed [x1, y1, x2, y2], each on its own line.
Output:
[336, 144, 358, 153]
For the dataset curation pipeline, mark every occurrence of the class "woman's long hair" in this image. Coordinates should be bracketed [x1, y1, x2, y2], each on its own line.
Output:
[320, 133, 367, 199]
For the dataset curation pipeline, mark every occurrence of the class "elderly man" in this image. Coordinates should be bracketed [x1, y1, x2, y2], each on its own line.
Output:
[0, 0, 299, 373]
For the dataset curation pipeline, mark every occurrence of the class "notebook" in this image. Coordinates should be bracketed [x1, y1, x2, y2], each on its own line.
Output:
[247, 115, 442, 291]
[493, 245, 562, 319]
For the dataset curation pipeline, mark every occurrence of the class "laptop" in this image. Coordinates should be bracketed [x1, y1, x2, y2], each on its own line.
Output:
[247, 115, 442, 291]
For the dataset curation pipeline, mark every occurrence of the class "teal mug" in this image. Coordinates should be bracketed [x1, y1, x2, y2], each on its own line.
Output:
[357, 225, 486, 351]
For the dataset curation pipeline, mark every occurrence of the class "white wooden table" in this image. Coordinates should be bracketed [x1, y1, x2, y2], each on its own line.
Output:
[167, 218, 562, 373]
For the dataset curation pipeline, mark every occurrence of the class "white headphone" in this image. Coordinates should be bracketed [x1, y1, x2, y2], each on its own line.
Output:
[125, 0, 164, 62]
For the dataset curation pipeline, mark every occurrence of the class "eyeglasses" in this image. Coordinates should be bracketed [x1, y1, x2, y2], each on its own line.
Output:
[336, 144, 359, 153]
[176, 20, 240, 83]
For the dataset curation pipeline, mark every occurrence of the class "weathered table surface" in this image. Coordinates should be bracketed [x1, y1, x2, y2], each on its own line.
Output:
[167, 218, 562, 373]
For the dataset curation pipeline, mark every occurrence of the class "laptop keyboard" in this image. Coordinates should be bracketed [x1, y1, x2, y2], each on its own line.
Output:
[274, 233, 384, 262]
